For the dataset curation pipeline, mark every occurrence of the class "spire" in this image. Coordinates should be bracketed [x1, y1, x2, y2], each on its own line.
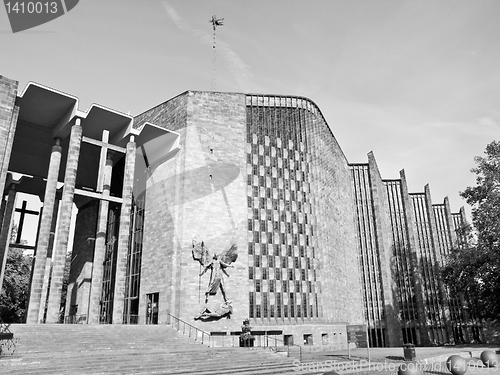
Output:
[210, 15, 224, 91]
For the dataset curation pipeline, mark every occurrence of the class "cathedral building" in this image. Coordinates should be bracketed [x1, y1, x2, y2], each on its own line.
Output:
[0, 75, 481, 348]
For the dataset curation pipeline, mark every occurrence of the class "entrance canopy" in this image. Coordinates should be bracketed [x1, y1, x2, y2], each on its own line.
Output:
[7, 82, 180, 199]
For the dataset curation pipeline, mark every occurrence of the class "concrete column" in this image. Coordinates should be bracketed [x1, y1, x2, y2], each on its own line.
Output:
[38, 198, 60, 323]
[112, 136, 136, 324]
[26, 139, 62, 323]
[0, 187, 17, 293]
[399, 170, 431, 346]
[367, 152, 402, 346]
[87, 152, 113, 324]
[0, 194, 7, 229]
[46, 120, 82, 323]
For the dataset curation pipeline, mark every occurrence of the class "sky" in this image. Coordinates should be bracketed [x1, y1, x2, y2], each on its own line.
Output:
[1, 0, 500, 244]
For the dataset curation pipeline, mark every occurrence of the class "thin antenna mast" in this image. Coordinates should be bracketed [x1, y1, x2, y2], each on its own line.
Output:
[210, 15, 224, 91]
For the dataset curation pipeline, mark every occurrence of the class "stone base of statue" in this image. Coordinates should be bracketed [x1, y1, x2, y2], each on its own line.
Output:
[239, 337, 255, 347]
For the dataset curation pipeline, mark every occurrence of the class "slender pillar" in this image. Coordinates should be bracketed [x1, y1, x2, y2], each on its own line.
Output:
[0, 186, 17, 293]
[88, 151, 113, 324]
[46, 120, 82, 323]
[38, 198, 60, 323]
[0, 195, 7, 229]
[112, 136, 136, 324]
[26, 139, 62, 323]
[400, 170, 431, 346]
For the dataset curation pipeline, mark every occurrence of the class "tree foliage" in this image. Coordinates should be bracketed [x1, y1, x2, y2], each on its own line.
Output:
[9, 223, 28, 245]
[0, 247, 32, 323]
[442, 141, 500, 319]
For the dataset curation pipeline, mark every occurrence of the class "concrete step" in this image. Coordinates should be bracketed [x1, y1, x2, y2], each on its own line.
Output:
[0, 324, 311, 375]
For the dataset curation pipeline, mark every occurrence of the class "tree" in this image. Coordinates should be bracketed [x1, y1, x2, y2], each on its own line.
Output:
[9, 223, 28, 245]
[442, 141, 500, 319]
[0, 247, 32, 322]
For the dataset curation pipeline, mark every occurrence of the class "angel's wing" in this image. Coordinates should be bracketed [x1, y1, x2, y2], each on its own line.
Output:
[192, 236, 210, 267]
[220, 242, 238, 265]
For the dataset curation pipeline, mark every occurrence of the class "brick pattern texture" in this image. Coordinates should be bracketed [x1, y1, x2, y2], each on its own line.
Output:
[0, 76, 19, 293]
[0, 76, 18, 197]
[136, 92, 248, 332]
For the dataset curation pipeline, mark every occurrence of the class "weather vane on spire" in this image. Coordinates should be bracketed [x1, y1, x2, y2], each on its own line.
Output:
[210, 15, 224, 91]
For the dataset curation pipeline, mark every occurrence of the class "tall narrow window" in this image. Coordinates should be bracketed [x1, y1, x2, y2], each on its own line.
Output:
[123, 197, 145, 324]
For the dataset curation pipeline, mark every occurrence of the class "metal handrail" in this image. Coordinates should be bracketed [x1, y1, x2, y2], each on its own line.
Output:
[167, 313, 211, 346]
[165, 315, 302, 362]
[264, 334, 302, 362]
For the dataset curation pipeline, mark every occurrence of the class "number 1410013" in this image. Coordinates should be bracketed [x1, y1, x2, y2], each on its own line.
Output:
[5, 2, 58, 14]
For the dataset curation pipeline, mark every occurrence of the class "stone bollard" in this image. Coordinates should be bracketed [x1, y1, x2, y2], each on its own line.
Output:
[480, 350, 499, 368]
[446, 355, 468, 375]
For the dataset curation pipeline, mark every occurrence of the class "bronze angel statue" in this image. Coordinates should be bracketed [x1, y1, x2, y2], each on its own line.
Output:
[192, 236, 238, 304]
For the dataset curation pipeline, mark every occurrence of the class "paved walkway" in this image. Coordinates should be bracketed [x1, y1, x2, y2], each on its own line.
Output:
[296, 346, 500, 375]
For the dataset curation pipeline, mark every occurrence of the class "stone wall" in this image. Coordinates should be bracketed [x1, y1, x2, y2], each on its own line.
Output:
[367, 152, 403, 346]
[0, 75, 19, 292]
[138, 91, 248, 331]
[0, 75, 18, 197]
[307, 103, 364, 325]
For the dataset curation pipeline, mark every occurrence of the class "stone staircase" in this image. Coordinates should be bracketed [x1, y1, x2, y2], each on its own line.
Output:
[0, 324, 326, 374]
